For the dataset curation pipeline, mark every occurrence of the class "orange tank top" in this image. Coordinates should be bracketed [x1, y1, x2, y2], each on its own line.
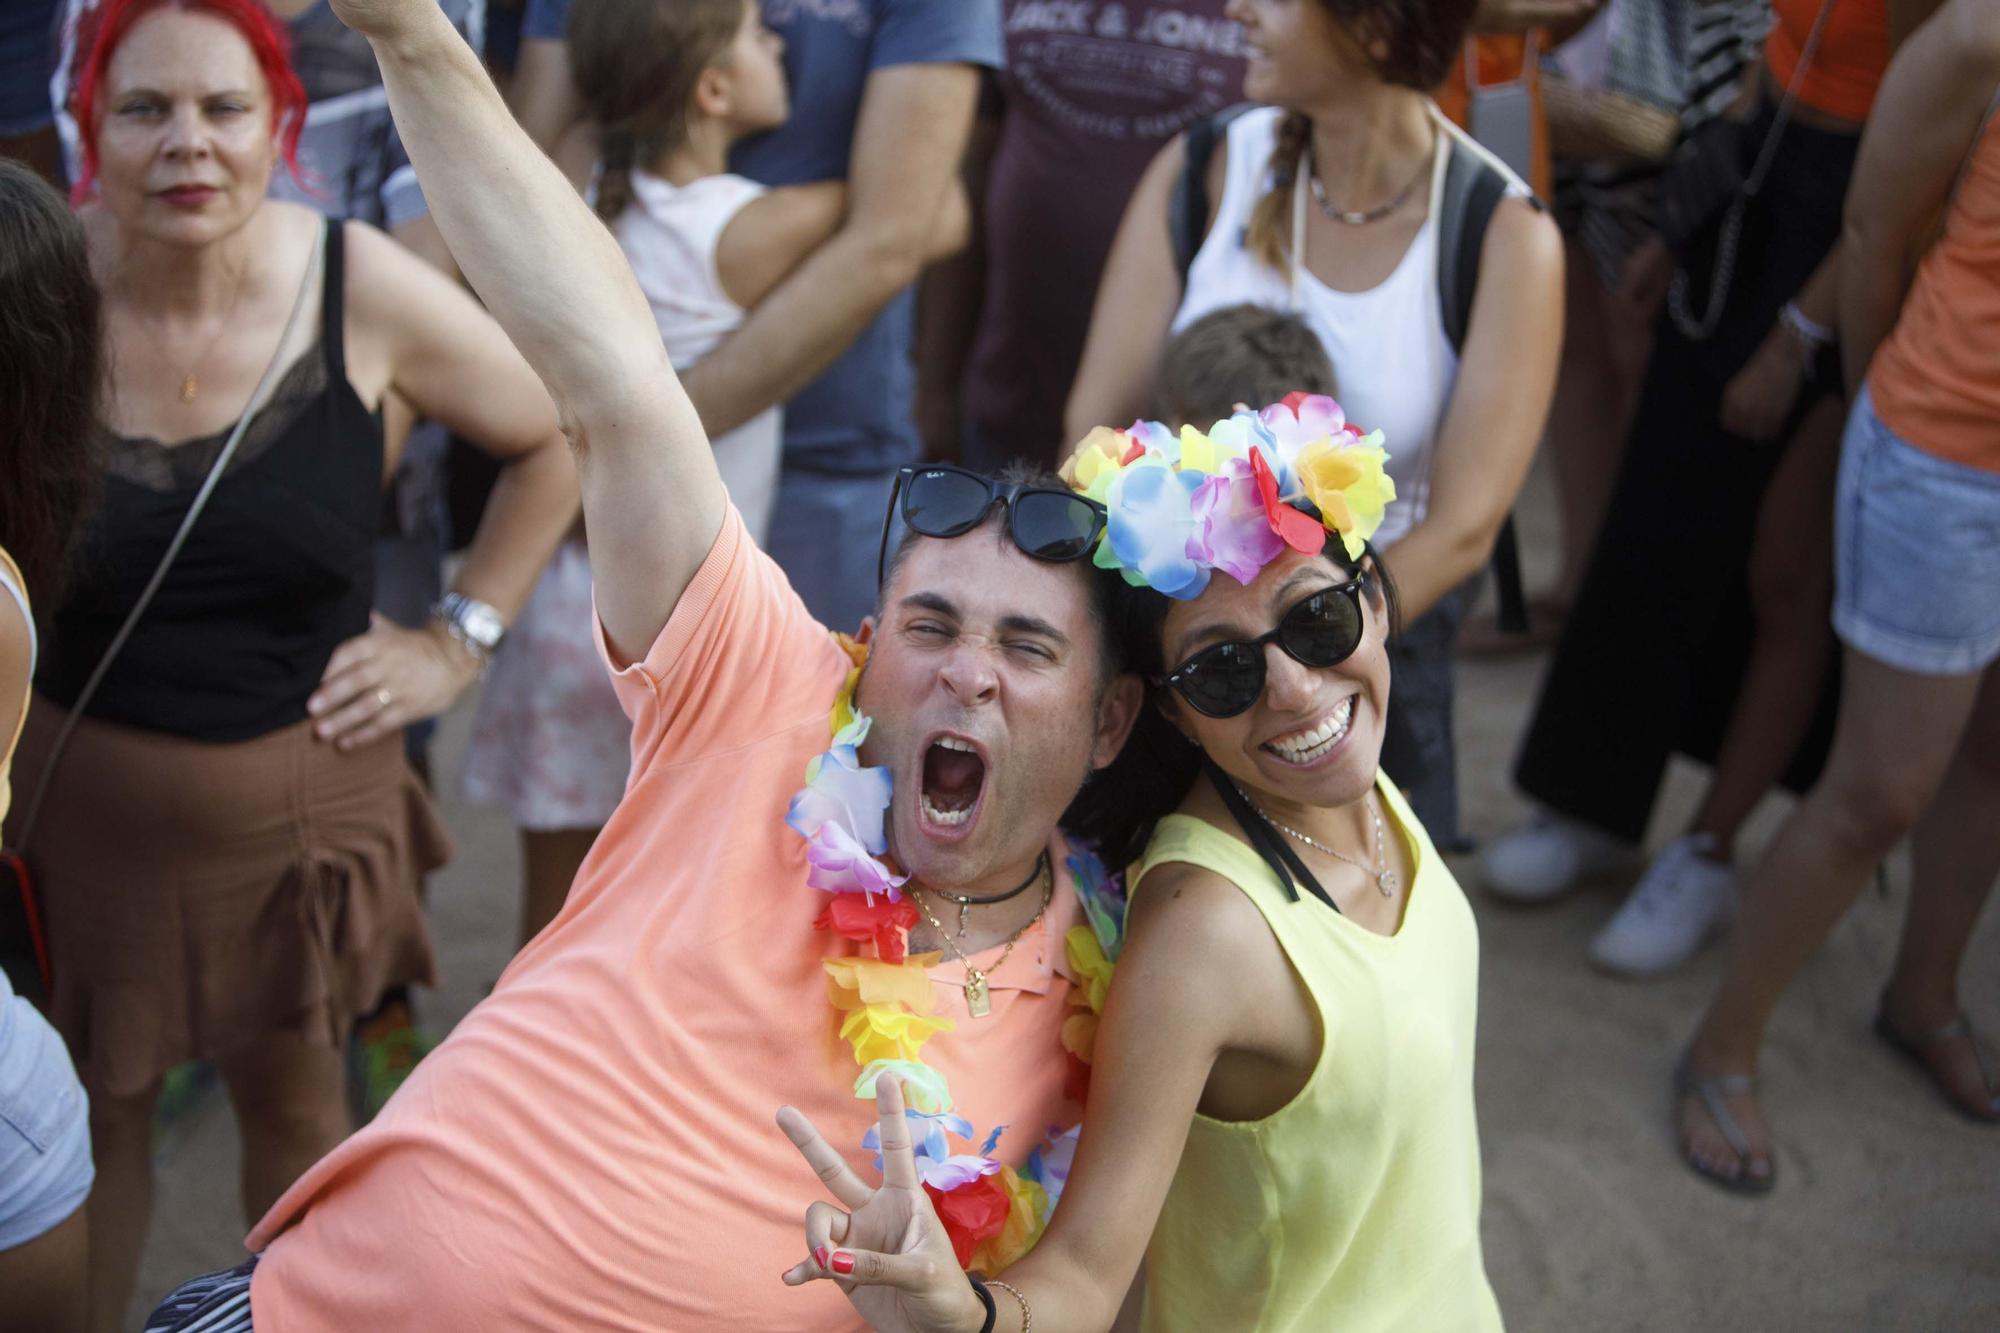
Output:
[1765, 0, 1890, 123]
[1869, 104, 2000, 475]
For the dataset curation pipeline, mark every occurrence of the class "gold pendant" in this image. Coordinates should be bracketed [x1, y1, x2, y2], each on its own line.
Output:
[964, 970, 991, 1018]
[178, 374, 199, 404]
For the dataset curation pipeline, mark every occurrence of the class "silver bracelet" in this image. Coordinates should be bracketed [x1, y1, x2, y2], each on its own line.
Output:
[1780, 300, 1835, 350]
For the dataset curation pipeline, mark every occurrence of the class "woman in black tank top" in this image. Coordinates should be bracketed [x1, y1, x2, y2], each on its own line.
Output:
[13, 3, 578, 1318]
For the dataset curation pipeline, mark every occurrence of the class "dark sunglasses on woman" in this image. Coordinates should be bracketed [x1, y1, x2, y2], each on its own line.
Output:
[875, 464, 1108, 584]
[1155, 578, 1369, 719]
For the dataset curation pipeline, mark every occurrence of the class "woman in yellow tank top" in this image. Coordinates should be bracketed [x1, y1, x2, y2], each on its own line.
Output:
[777, 396, 1500, 1331]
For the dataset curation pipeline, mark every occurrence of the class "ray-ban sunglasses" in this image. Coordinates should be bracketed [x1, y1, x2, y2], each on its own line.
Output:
[1154, 579, 1370, 719]
[876, 464, 1108, 584]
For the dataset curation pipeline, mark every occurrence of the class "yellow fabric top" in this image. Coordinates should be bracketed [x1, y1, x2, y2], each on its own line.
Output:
[0, 545, 30, 827]
[1130, 771, 1501, 1333]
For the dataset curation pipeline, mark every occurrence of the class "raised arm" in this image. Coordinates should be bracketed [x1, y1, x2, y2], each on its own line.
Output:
[677, 61, 980, 438]
[1839, 0, 2000, 389]
[329, 0, 723, 664]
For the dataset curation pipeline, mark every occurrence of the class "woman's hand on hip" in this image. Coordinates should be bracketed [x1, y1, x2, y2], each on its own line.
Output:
[776, 1075, 990, 1333]
[309, 611, 478, 750]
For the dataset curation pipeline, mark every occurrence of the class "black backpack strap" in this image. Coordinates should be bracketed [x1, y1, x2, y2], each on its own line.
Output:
[1432, 137, 1531, 633]
[1171, 105, 1250, 285]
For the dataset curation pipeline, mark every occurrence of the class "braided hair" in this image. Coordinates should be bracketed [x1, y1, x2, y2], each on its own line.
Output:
[1240, 0, 1478, 270]
[566, 0, 746, 224]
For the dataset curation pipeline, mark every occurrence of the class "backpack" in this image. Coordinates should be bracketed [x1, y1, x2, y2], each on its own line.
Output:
[1169, 107, 1530, 634]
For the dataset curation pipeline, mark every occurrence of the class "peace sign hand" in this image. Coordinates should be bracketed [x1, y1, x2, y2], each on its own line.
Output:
[777, 1075, 989, 1333]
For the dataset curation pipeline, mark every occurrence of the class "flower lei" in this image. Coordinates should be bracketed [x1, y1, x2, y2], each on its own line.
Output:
[785, 634, 1128, 1272]
[1059, 393, 1396, 599]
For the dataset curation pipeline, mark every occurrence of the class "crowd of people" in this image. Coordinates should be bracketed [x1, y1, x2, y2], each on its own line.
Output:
[0, 0, 1993, 1329]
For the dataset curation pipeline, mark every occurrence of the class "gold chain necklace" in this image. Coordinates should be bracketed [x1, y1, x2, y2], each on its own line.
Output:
[128, 259, 252, 405]
[1237, 784, 1398, 897]
[910, 860, 1053, 1018]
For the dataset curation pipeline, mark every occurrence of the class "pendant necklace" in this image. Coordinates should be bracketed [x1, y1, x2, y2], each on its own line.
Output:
[911, 859, 1053, 1018]
[924, 849, 1048, 938]
[132, 258, 251, 404]
[1238, 784, 1399, 897]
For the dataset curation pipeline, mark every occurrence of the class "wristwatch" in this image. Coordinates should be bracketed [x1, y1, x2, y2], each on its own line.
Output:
[433, 592, 506, 666]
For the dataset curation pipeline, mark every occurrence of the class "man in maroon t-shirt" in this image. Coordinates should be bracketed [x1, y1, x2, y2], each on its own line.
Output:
[919, 1, 1246, 470]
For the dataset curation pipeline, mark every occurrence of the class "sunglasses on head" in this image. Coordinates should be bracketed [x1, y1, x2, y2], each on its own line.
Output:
[1153, 578, 1369, 719]
[876, 464, 1109, 584]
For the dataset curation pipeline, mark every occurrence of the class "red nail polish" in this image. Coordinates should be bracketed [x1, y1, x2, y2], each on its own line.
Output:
[830, 1251, 855, 1275]
[814, 1247, 830, 1270]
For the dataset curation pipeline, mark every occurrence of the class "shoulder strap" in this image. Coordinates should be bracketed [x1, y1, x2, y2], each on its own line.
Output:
[11, 223, 327, 849]
[1434, 137, 1511, 356]
[1432, 134, 1531, 633]
[322, 217, 346, 384]
[1171, 106, 1250, 285]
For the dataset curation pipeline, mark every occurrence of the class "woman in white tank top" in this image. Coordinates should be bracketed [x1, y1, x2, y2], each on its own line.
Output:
[1066, 0, 1563, 842]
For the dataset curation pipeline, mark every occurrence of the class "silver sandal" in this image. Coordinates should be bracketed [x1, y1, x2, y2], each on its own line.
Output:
[1874, 1009, 2000, 1124]
[1673, 1055, 1776, 1195]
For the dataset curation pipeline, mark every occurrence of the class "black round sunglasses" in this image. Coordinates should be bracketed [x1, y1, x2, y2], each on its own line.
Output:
[1154, 579, 1369, 719]
[875, 464, 1108, 584]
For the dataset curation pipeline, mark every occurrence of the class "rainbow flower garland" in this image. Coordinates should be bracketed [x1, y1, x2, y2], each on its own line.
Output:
[1060, 393, 1396, 599]
[786, 635, 1126, 1272]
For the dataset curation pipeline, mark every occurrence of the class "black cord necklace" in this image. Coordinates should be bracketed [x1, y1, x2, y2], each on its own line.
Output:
[920, 850, 1050, 939]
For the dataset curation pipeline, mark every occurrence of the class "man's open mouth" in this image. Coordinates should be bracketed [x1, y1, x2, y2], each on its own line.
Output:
[919, 734, 988, 831]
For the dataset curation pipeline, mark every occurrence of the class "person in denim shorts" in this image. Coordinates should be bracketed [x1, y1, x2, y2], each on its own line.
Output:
[1674, 0, 2000, 1195]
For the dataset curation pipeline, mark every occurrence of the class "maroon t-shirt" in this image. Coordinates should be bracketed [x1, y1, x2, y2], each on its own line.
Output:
[963, 1, 1246, 466]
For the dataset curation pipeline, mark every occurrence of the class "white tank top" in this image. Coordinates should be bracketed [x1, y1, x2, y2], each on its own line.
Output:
[612, 171, 783, 544]
[1172, 105, 1460, 550]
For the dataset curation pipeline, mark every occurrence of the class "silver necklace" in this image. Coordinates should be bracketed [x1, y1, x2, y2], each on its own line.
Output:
[1307, 145, 1430, 226]
[1238, 785, 1398, 897]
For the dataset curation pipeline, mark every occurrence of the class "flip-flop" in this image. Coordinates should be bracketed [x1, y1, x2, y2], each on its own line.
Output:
[1873, 1009, 2000, 1124]
[1673, 1056, 1776, 1195]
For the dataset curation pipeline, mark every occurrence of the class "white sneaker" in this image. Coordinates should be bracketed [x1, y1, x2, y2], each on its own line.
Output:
[1480, 811, 1630, 903]
[1588, 834, 1736, 977]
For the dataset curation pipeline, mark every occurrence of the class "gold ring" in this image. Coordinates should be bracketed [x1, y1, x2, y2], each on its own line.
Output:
[375, 688, 393, 709]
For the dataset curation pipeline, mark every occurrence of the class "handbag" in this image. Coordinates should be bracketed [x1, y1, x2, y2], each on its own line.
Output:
[1664, 0, 1836, 341]
[0, 224, 324, 1008]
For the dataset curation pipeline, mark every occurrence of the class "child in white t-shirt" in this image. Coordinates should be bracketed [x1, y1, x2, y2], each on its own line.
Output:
[460, 0, 852, 942]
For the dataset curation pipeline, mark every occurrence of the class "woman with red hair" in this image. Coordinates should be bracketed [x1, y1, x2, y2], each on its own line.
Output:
[7, 1, 577, 1325]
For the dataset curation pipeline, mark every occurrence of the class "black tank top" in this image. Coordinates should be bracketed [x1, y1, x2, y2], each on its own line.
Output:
[38, 221, 382, 742]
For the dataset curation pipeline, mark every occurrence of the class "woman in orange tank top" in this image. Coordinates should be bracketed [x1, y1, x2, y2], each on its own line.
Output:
[1677, 0, 2000, 1194]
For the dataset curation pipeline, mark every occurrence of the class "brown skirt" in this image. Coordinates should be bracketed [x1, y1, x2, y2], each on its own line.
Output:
[5, 700, 448, 1098]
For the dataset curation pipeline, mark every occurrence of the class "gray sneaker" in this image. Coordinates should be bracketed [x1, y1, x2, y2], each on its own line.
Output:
[1480, 811, 1629, 903]
[1589, 834, 1736, 977]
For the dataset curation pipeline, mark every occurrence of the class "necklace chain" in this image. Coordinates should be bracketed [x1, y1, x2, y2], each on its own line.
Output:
[127, 259, 252, 405]
[910, 860, 1053, 1018]
[1306, 136, 1432, 226]
[927, 850, 1048, 938]
[1237, 784, 1399, 898]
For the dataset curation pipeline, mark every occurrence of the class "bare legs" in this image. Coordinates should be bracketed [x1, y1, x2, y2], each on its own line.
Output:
[518, 826, 599, 948]
[1685, 395, 1845, 858]
[86, 1034, 350, 1332]
[1679, 653, 2000, 1183]
[0, 1203, 89, 1333]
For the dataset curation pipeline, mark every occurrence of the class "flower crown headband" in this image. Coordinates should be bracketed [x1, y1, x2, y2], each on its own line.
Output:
[1058, 393, 1396, 601]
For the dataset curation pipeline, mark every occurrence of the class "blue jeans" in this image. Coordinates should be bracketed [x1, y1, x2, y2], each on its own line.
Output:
[765, 465, 899, 635]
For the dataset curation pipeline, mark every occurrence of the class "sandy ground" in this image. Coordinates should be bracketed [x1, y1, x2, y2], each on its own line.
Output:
[128, 458, 2000, 1329]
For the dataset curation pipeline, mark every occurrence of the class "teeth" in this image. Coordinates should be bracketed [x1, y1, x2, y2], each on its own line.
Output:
[921, 793, 973, 826]
[936, 737, 976, 753]
[1265, 698, 1354, 764]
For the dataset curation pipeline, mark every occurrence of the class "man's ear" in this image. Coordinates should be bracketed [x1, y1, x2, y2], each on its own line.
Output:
[1089, 673, 1145, 771]
[854, 616, 876, 646]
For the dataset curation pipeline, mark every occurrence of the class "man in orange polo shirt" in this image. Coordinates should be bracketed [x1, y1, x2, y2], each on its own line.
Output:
[139, 2, 1143, 1329]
